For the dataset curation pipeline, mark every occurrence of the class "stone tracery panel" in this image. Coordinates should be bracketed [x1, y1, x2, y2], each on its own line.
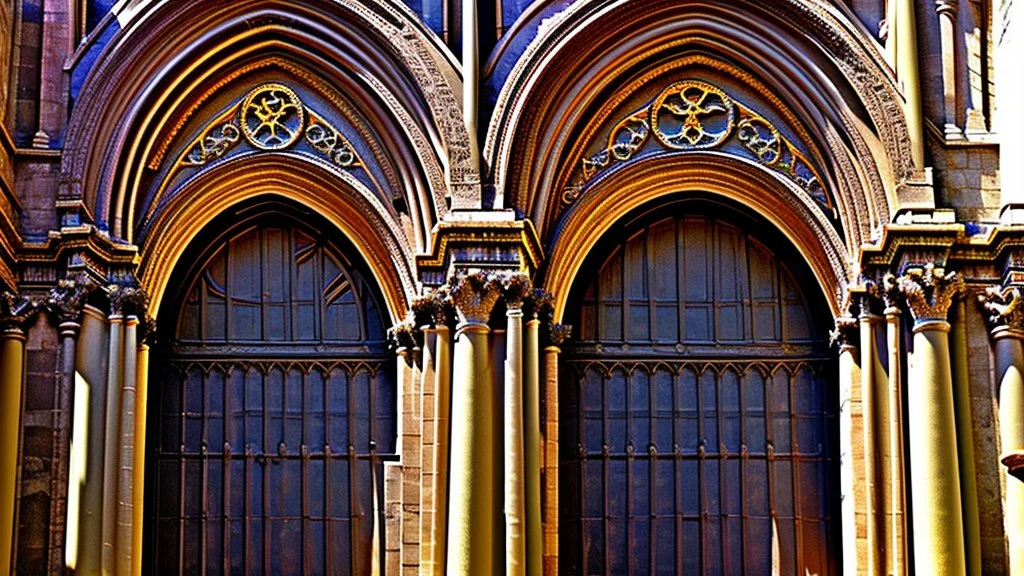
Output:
[565, 80, 835, 220]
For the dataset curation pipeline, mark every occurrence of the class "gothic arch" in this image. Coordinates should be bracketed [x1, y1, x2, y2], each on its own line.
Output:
[485, 0, 915, 255]
[137, 153, 417, 324]
[59, 0, 473, 249]
[543, 153, 846, 322]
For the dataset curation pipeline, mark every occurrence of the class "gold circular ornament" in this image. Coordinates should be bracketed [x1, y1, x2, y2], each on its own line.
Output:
[651, 80, 734, 150]
[240, 84, 305, 150]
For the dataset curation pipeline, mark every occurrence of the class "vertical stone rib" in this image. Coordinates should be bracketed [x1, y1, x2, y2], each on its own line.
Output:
[504, 303, 526, 576]
[523, 317, 542, 576]
[100, 314, 124, 573]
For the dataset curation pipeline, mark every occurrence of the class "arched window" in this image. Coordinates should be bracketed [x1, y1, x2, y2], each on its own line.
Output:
[560, 201, 839, 575]
[146, 209, 395, 575]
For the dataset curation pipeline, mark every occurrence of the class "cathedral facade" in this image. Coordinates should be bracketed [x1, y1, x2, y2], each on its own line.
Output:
[0, 0, 1021, 574]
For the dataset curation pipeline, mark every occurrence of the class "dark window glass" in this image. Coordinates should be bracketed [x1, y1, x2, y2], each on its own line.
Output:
[562, 208, 838, 575]
[150, 219, 393, 575]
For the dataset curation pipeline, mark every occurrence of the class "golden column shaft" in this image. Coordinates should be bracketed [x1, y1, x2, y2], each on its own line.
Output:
[951, 300, 981, 576]
[446, 274, 500, 575]
[132, 343, 149, 576]
[504, 306, 526, 576]
[901, 266, 965, 576]
[907, 321, 966, 575]
[428, 324, 452, 575]
[0, 325, 25, 576]
[883, 304, 907, 576]
[523, 317, 542, 576]
[894, 0, 925, 167]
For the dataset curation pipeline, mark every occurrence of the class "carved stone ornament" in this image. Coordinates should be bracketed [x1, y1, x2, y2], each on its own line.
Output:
[0, 291, 44, 332]
[449, 271, 502, 326]
[547, 323, 573, 347]
[174, 83, 368, 174]
[568, 79, 833, 215]
[47, 275, 96, 325]
[898, 263, 964, 325]
[830, 315, 859, 349]
[500, 272, 533, 311]
[106, 282, 150, 318]
[880, 273, 903, 315]
[387, 319, 419, 352]
[525, 288, 554, 320]
[978, 285, 1024, 336]
[412, 288, 453, 328]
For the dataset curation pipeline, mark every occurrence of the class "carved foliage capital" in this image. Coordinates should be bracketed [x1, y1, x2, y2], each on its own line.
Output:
[387, 319, 419, 353]
[978, 285, 1024, 336]
[47, 275, 96, 325]
[898, 263, 963, 323]
[412, 289, 453, 328]
[830, 290, 861, 349]
[106, 283, 149, 318]
[501, 272, 533, 311]
[1, 292, 44, 332]
[449, 271, 502, 326]
[547, 323, 573, 347]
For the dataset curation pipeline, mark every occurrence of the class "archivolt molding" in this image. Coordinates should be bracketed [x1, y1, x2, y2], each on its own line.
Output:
[137, 153, 416, 324]
[542, 153, 848, 323]
[59, 0, 468, 245]
[486, 0, 908, 243]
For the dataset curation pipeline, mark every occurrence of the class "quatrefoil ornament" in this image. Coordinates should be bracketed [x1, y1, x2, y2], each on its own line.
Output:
[240, 83, 305, 150]
[651, 80, 735, 149]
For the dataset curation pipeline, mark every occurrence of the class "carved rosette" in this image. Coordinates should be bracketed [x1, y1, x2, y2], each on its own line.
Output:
[898, 263, 964, 328]
[449, 271, 502, 327]
[978, 285, 1024, 338]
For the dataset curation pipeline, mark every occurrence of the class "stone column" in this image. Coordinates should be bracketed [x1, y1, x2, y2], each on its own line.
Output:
[116, 314, 139, 575]
[523, 294, 544, 576]
[47, 278, 88, 573]
[100, 305, 124, 574]
[76, 305, 108, 574]
[881, 275, 908, 576]
[899, 264, 966, 576]
[832, 311, 860, 576]
[858, 287, 890, 575]
[935, 0, 963, 138]
[950, 298, 981, 576]
[132, 339, 150, 576]
[0, 294, 35, 576]
[502, 275, 530, 576]
[542, 323, 570, 576]
[894, 0, 925, 167]
[447, 272, 501, 575]
[979, 285, 1024, 575]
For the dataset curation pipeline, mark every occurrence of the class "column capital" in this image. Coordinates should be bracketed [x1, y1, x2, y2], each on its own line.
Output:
[935, 0, 959, 17]
[831, 315, 860, 350]
[501, 272, 532, 312]
[450, 271, 502, 327]
[880, 272, 904, 317]
[546, 323, 572, 347]
[978, 285, 1024, 339]
[0, 291, 44, 335]
[412, 288, 454, 328]
[898, 263, 963, 327]
[46, 274, 95, 326]
[105, 282, 149, 318]
[388, 319, 419, 356]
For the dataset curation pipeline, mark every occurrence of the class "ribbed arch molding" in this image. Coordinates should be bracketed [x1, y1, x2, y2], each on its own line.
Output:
[60, 0, 474, 249]
[486, 0, 915, 254]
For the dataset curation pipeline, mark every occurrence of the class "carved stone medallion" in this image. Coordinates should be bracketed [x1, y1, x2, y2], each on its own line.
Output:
[240, 83, 305, 150]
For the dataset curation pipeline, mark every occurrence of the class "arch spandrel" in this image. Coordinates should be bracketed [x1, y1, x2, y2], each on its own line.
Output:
[59, 0, 473, 250]
[486, 0, 915, 260]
